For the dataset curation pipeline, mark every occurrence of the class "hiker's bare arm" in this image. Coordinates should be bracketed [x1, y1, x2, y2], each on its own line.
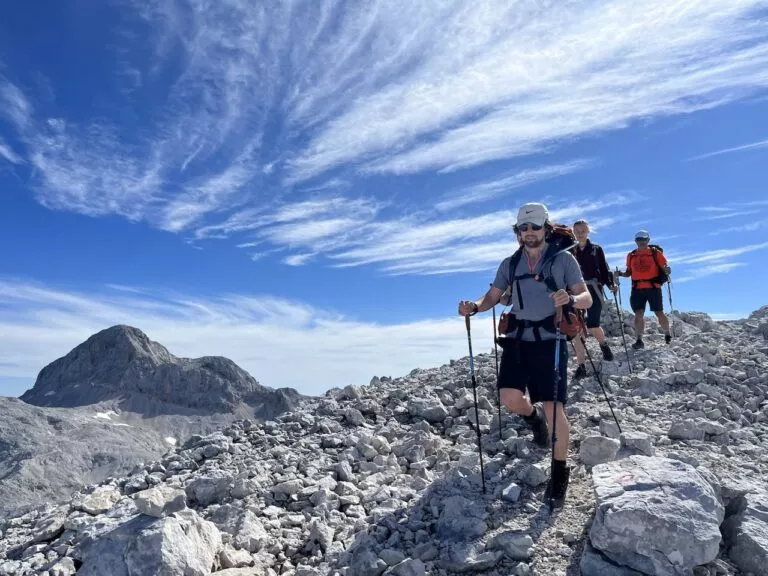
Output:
[458, 286, 505, 315]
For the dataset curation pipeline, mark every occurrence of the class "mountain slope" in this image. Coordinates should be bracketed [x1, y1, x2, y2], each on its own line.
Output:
[1, 306, 766, 575]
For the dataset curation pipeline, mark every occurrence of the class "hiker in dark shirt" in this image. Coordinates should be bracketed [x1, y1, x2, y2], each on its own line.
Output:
[569, 220, 617, 377]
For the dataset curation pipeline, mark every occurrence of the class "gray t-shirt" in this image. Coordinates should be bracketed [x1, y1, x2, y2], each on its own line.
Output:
[492, 248, 585, 341]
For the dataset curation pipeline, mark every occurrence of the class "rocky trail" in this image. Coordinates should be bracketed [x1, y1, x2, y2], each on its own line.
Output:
[1, 305, 766, 576]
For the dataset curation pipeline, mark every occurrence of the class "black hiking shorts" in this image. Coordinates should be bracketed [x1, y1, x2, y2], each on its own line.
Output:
[497, 338, 568, 404]
[585, 285, 603, 328]
[630, 287, 663, 313]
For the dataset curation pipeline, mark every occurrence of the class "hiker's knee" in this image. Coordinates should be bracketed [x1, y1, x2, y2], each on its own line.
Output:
[542, 401, 568, 422]
[500, 388, 528, 413]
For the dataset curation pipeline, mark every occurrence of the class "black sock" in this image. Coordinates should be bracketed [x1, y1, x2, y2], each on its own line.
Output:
[553, 459, 567, 479]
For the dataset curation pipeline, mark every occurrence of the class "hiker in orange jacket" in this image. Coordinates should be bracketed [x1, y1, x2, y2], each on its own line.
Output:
[615, 230, 672, 348]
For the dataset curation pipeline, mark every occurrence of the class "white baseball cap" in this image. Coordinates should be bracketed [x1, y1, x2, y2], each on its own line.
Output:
[635, 230, 650, 240]
[517, 202, 549, 227]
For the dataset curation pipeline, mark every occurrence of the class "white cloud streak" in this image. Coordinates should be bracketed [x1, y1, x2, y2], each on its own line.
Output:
[289, 0, 768, 180]
[669, 241, 768, 265]
[686, 137, 768, 161]
[0, 138, 23, 164]
[0, 278, 474, 397]
[436, 159, 596, 211]
[0, 0, 765, 243]
[709, 217, 768, 235]
[674, 262, 747, 283]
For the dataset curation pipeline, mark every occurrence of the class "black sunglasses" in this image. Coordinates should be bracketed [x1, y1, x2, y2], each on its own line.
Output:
[517, 223, 543, 232]
[635, 238, 649, 242]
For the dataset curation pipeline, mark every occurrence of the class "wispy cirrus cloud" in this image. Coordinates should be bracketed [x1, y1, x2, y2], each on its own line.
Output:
[289, 1, 768, 180]
[669, 241, 768, 266]
[2, 0, 768, 264]
[435, 159, 596, 212]
[0, 137, 23, 164]
[674, 262, 748, 283]
[686, 137, 768, 162]
[710, 217, 768, 236]
[696, 208, 761, 221]
[0, 278, 470, 397]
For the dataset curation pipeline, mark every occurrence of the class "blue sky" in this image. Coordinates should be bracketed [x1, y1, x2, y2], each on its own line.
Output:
[2, 1, 768, 398]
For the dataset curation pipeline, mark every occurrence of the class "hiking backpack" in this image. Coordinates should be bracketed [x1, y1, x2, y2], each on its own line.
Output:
[628, 244, 668, 288]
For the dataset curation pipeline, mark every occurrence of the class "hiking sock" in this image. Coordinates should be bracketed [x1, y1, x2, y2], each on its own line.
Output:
[552, 458, 567, 479]
[600, 343, 614, 361]
[665, 333, 672, 344]
[546, 459, 570, 505]
[574, 364, 587, 379]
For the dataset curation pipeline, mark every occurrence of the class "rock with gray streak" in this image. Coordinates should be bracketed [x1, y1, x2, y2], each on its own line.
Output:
[407, 398, 448, 423]
[580, 435, 620, 467]
[668, 419, 705, 441]
[589, 456, 724, 575]
[580, 542, 644, 576]
[620, 431, 655, 456]
[133, 485, 187, 518]
[436, 496, 488, 541]
[489, 530, 535, 560]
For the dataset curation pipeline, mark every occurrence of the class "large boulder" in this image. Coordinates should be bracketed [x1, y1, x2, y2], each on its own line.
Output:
[589, 456, 724, 576]
[722, 491, 768, 575]
[75, 509, 221, 576]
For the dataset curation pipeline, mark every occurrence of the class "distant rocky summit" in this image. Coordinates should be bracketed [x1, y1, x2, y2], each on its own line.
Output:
[21, 325, 301, 416]
[1, 307, 766, 575]
[1, 326, 304, 516]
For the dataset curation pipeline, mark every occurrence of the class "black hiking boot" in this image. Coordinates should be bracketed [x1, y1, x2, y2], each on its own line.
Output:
[632, 338, 644, 350]
[544, 465, 570, 509]
[523, 403, 551, 448]
[573, 364, 587, 380]
[665, 333, 672, 344]
[600, 343, 614, 361]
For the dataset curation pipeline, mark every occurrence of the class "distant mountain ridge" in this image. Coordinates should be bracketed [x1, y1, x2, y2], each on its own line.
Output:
[20, 324, 301, 417]
[1, 325, 305, 515]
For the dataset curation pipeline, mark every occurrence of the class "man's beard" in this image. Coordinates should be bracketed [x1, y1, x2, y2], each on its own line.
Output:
[524, 236, 545, 249]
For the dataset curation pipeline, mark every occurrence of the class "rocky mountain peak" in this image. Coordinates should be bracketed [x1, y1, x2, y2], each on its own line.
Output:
[19, 325, 301, 416]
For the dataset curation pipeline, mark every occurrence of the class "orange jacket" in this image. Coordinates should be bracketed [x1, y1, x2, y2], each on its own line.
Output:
[626, 247, 668, 289]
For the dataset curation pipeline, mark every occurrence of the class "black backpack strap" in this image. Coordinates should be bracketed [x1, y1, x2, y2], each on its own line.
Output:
[508, 248, 526, 309]
[509, 242, 577, 310]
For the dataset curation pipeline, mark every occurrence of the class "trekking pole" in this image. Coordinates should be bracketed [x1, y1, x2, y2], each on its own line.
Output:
[613, 269, 633, 373]
[579, 334, 622, 433]
[490, 283, 502, 439]
[667, 279, 675, 337]
[550, 308, 563, 511]
[464, 314, 486, 494]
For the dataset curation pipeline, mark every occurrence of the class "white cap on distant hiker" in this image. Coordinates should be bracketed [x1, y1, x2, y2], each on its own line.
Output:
[635, 230, 650, 241]
[517, 202, 549, 227]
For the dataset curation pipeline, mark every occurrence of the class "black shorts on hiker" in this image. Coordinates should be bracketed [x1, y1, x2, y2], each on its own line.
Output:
[630, 287, 663, 313]
[585, 285, 602, 328]
[497, 339, 568, 404]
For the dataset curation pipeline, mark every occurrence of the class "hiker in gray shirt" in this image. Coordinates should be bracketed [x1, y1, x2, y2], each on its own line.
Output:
[458, 202, 592, 507]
